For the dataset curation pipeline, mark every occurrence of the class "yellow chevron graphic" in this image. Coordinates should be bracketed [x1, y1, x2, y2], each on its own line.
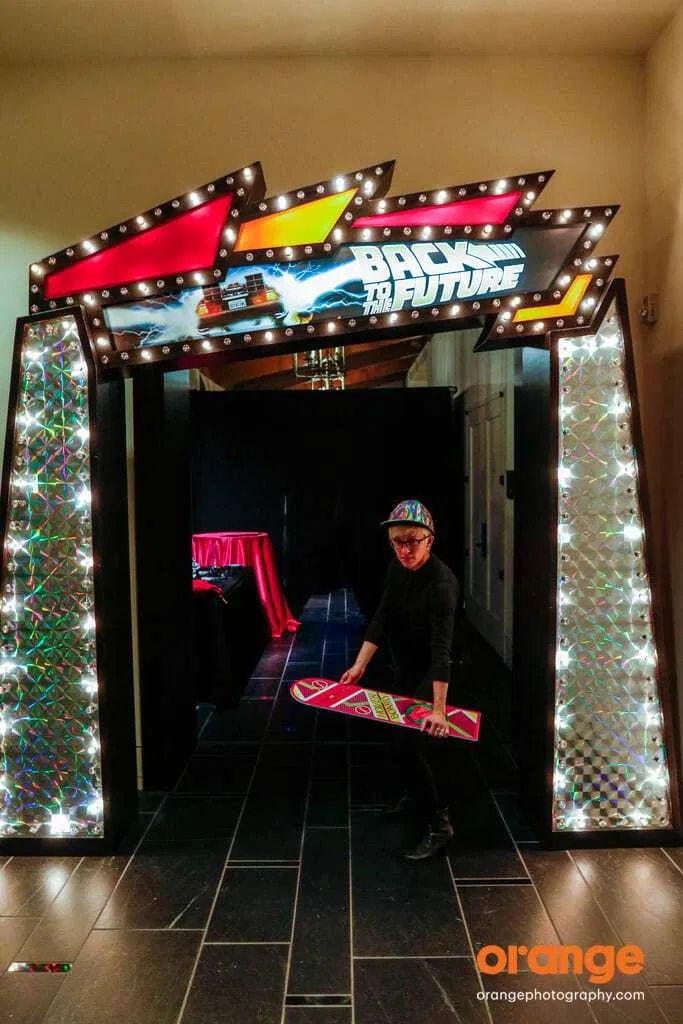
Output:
[235, 188, 357, 251]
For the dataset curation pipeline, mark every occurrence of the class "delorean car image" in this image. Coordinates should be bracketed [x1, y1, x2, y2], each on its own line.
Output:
[196, 272, 286, 330]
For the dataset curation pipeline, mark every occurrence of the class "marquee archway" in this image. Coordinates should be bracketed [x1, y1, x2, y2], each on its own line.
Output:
[1, 161, 679, 849]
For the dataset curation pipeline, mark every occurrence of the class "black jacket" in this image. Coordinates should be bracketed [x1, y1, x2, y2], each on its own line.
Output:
[364, 553, 460, 699]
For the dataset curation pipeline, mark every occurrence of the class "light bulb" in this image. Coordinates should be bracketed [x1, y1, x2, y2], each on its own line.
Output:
[556, 649, 570, 669]
[49, 812, 71, 834]
[87, 796, 104, 816]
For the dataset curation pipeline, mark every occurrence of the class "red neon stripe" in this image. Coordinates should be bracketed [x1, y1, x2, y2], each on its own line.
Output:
[44, 195, 233, 299]
[354, 191, 522, 229]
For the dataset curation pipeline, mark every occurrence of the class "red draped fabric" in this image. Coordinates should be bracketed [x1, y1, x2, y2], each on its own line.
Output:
[192, 531, 300, 638]
[191, 579, 224, 597]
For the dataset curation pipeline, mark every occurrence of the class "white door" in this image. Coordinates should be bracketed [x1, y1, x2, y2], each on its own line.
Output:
[464, 391, 513, 665]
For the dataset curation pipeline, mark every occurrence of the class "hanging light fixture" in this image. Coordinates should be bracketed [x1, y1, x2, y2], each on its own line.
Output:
[292, 346, 345, 389]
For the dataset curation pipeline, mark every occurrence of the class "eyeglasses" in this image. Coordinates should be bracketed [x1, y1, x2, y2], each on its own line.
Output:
[389, 536, 431, 551]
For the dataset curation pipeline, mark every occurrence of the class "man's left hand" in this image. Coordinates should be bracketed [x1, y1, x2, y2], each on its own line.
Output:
[420, 710, 450, 738]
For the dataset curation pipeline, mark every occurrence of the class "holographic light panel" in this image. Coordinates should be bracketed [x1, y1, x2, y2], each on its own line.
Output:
[0, 316, 103, 838]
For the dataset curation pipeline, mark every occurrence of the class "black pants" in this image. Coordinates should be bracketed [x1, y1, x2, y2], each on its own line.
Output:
[392, 726, 447, 817]
[390, 665, 449, 817]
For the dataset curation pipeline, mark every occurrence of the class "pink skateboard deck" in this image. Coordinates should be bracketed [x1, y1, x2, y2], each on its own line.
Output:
[290, 677, 481, 742]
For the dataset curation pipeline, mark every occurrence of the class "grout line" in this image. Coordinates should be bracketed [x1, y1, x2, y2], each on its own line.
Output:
[354, 955, 471, 960]
[485, 717, 519, 770]
[287, 996, 351, 1001]
[230, 859, 300, 865]
[175, 631, 296, 1024]
[564, 847, 674, 1022]
[347, 657, 355, 1024]
[520, 849, 603, 1023]
[94, 927, 204, 932]
[452, 879, 534, 887]
[89, 795, 175, 918]
[566, 850, 631, 947]
[660, 847, 683, 877]
[204, 941, 291, 946]
[548, 851, 658, 1024]
[284, 1005, 349, 1010]
[445, 855, 495, 1024]
[196, 705, 214, 741]
[277, 593, 338, 1024]
[279, 727, 314, 1024]
[226, 865, 300, 870]
[489, 791, 533, 878]
[16, 855, 85, 942]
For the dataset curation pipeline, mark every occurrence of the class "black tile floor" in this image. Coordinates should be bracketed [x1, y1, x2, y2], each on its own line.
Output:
[1, 589, 683, 1023]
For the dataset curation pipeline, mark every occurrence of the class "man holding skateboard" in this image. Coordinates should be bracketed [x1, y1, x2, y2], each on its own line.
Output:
[340, 499, 460, 861]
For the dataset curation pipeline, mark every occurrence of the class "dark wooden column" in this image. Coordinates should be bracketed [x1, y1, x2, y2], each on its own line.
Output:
[132, 370, 195, 791]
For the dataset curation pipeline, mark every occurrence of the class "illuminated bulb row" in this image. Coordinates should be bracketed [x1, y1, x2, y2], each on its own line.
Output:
[103, 297, 490, 365]
[30, 166, 259, 294]
[258, 166, 386, 217]
[370, 172, 547, 219]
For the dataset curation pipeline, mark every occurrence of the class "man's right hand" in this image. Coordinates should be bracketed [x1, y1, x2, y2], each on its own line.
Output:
[339, 663, 365, 686]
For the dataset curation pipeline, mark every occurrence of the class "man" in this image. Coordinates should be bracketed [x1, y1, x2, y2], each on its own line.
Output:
[340, 499, 460, 861]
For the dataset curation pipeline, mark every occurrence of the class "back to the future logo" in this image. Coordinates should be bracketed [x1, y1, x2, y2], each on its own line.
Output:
[349, 241, 526, 315]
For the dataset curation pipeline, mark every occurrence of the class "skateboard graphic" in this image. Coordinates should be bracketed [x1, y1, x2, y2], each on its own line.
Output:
[290, 677, 481, 742]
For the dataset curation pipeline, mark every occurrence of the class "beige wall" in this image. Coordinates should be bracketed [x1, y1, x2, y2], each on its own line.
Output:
[645, 5, 683, 746]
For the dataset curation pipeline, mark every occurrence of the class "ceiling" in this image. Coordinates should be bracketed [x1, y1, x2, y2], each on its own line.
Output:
[199, 337, 428, 391]
[0, 0, 678, 62]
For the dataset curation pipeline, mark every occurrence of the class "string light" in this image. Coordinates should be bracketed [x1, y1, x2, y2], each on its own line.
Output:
[49, 812, 71, 835]
[553, 306, 672, 832]
[0, 316, 104, 839]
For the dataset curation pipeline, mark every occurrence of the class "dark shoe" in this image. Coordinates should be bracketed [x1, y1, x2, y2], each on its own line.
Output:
[403, 807, 454, 861]
[384, 791, 415, 819]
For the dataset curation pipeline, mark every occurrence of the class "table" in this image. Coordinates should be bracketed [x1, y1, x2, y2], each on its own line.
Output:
[191, 567, 270, 709]
[192, 531, 300, 638]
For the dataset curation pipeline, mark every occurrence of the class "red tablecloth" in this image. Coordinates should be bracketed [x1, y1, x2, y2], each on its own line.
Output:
[192, 531, 300, 638]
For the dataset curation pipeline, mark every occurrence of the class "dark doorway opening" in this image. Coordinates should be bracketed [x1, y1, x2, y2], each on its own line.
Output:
[190, 387, 462, 618]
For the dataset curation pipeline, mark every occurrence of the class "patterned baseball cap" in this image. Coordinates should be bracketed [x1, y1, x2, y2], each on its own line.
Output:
[381, 499, 434, 534]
